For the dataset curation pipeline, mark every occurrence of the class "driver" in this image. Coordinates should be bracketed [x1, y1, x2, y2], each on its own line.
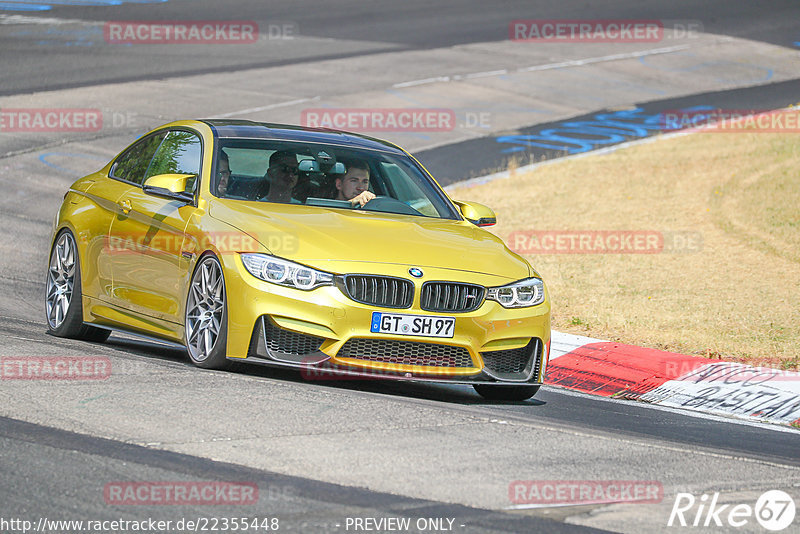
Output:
[335, 158, 375, 207]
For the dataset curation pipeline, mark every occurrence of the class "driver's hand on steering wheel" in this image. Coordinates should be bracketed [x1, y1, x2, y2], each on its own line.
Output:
[349, 190, 376, 207]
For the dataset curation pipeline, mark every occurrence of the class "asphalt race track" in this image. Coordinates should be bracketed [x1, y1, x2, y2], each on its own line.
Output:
[3, 0, 799, 95]
[1, 1, 799, 533]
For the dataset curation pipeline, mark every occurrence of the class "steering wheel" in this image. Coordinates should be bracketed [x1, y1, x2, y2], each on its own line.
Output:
[359, 196, 423, 216]
[353, 195, 384, 209]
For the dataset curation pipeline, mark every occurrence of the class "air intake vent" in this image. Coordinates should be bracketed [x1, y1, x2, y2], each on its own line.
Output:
[481, 339, 541, 381]
[263, 318, 324, 356]
[338, 338, 473, 368]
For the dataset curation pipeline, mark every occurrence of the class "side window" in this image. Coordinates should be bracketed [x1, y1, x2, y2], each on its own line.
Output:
[110, 132, 167, 185]
[145, 130, 202, 193]
[379, 162, 439, 217]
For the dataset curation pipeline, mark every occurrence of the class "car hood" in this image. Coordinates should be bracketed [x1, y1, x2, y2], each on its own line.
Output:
[209, 200, 531, 281]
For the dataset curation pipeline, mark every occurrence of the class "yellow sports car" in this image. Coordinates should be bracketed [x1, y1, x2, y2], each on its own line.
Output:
[46, 120, 550, 401]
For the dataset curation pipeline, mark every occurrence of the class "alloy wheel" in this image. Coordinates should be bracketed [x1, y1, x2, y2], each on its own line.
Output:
[186, 257, 225, 361]
[46, 232, 76, 329]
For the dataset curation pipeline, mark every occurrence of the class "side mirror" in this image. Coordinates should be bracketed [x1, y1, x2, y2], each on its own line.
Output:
[452, 200, 496, 227]
[143, 173, 195, 203]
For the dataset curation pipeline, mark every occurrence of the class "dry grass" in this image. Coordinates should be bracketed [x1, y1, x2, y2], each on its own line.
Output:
[447, 123, 800, 369]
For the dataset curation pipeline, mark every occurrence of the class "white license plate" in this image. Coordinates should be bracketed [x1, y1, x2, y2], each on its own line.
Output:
[370, 312, 455, 338]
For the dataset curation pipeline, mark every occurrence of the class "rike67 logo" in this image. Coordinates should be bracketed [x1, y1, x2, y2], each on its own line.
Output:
[668, 490, 796, 531]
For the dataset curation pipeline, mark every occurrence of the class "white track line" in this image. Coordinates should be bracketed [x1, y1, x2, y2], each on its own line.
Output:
[216, 96, 320, 119]
[0, 14, 89, 25]
[393, 44, 691, 88]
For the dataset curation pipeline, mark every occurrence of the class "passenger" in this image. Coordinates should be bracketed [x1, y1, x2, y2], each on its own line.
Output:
[216, 151, 231, 197]
[335, 159, 375, 207]
[217, 150, 269, 200]
[264, 150, 301, 204]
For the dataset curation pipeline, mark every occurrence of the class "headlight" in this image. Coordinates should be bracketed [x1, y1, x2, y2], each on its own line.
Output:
[240, 254, 334, 291]
[486, 278, 545, 308]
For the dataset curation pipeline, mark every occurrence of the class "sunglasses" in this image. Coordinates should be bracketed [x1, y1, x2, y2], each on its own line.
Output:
[274, 163, 299, 175]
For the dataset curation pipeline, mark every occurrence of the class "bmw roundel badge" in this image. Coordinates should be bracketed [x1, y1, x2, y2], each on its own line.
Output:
[408, 267, 423, 278]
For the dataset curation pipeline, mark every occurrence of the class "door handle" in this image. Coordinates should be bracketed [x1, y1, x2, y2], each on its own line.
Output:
[118, 199, 132, 214]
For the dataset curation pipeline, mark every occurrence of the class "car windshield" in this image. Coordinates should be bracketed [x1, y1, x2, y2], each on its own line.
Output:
[213, 140, 460, 220]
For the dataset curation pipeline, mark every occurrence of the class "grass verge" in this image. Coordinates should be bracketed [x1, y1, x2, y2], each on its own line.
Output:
[447, 120, 800, 369]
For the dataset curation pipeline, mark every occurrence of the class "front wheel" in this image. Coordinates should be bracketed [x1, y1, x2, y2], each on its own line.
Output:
[473, 384, 540, 401]
[185, 254, 229, 369]
[45, 229, 110, 342]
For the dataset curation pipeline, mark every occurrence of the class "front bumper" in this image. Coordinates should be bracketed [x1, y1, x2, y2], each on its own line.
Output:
[221, 254, 551, 385]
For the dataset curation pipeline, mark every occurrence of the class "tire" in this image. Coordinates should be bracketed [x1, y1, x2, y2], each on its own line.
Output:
[45, 229, 111, 343]
[185, 254, 229, 369]
[473, 384, 540, 401]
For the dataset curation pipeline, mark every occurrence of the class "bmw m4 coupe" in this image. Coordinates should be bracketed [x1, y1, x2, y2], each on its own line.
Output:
[46, 120, 550, 401]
